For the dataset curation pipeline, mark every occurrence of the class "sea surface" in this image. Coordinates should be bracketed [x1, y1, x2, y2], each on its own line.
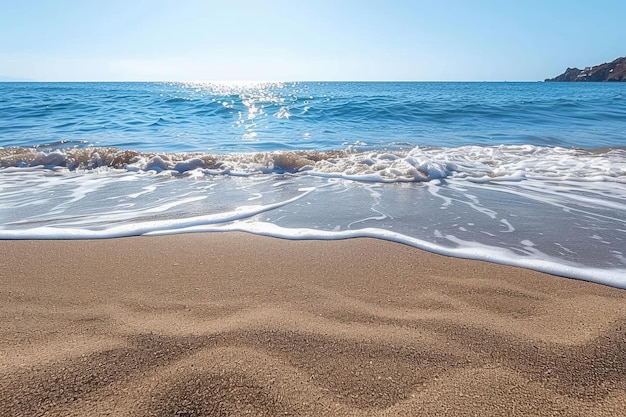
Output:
[1, 82, 625, 288]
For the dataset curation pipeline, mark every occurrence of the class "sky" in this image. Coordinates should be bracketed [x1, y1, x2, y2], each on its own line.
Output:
[0, 0, 625, 82]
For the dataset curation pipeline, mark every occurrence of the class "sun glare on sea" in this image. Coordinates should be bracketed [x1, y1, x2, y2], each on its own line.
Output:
[165, 81, 294, 138]
[177, 81, 287, 96]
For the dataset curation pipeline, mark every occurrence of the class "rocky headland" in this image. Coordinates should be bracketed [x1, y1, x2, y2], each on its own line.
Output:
[545, 55, 626, 82]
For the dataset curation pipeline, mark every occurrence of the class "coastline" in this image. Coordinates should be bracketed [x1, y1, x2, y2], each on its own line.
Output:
[1, 233, 625, 416]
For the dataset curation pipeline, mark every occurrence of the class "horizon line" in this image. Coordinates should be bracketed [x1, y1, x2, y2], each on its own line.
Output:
[0, 79, 544, 83]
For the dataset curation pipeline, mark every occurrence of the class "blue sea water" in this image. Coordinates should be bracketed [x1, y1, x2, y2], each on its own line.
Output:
[1, 82, 625, 287]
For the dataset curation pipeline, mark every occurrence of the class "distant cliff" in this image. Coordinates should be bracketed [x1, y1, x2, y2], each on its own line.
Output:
[545, 56, 626, 82]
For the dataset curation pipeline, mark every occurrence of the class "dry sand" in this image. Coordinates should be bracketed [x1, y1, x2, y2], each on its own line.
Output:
[1, 233, 625, 416]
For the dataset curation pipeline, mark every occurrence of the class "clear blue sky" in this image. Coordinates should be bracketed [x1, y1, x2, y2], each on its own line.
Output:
[1, 0, 624, 81]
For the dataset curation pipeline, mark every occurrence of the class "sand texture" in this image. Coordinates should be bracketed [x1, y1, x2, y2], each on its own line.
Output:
[1, 233, 625, 416]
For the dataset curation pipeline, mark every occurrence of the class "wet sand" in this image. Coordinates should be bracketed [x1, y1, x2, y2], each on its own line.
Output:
[1, 233, 625, 416]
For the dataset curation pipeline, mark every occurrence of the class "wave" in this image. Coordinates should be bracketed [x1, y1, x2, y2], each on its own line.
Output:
[1, 145, 625, 183]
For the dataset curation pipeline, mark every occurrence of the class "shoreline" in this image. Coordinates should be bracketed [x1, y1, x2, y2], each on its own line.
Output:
[1, 233, 625, 416]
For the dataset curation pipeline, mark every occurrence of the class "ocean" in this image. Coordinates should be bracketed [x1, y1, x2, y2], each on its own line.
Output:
[1, 81, 625, 288]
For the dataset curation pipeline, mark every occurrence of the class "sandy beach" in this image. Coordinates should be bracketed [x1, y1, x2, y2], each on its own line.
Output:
[1, 233, 625, 416]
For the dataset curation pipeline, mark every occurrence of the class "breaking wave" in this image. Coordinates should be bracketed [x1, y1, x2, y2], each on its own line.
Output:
[1, 145, 625, 183]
